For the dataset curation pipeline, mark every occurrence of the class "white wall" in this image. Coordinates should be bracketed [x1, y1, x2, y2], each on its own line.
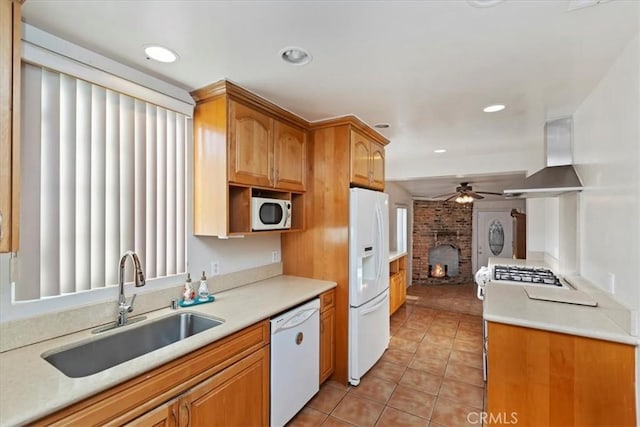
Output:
[386, 182, 413, 287]
[572, 33, 640, 422]
[572, 33, 639, 308]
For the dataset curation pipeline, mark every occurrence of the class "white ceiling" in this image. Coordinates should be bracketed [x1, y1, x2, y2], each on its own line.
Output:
[21, 0, 640, 197]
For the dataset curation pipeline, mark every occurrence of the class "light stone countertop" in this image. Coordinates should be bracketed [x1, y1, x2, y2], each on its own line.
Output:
[389, 251, 407, 262]
[0, 275, 336, 427]
[484, 258, 637, 345]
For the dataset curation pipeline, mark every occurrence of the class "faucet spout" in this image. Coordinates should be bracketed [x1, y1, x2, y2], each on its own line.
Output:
[117, 251, 146, 326]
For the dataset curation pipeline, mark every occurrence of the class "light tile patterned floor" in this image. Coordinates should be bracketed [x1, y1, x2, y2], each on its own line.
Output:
[288, 283, 485, 427]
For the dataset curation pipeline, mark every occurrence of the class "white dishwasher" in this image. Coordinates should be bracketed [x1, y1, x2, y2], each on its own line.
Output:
[270, 298, 320, 427]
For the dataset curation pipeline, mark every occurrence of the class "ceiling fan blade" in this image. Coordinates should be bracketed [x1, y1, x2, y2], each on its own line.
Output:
[430, 192, 456, 199]
[476, 191, 503, 196]
[444, 194, 459, 201]
[466, 191, 485, 199]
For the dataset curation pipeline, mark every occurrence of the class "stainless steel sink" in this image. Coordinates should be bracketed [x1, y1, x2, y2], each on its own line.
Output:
[43, 312, 224, 378]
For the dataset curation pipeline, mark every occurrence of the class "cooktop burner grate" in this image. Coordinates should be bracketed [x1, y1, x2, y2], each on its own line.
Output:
[493, 265, 562, 286]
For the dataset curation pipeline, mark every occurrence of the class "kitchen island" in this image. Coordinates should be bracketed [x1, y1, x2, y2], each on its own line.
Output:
[483, 258, 637, 426]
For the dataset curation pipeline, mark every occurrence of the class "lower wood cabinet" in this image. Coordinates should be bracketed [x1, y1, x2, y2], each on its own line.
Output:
[35, 321, 270, 427]
[177, 346, 269, 427]
[319, 289, 336, 384]
[389, 255, 407, 315]
[487, 322, 636, 426]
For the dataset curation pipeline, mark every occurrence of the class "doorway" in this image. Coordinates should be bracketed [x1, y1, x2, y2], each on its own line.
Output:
[476, 211, 513, 269]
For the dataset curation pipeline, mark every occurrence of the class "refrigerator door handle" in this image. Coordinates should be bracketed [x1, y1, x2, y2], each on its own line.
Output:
[360, 294, 388, 315]
[375, 205, 384, 282]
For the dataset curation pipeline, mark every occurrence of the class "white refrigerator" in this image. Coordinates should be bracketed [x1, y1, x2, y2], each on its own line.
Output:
[348, 188, 390, 386]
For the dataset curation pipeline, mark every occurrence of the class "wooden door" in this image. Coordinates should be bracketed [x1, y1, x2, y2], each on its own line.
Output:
[319, 307, 336, 384]
[179, 346, 269, 427]
[350, 130, 371, 188]
[273, 120, 306, 191]
[228, 100, 273, 187]
[369, 141, 385, 190]
[125, 400, 178, 427]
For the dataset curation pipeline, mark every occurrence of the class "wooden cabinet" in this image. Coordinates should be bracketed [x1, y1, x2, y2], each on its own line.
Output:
[178, 346, 269, 427]
[273, 120, 306, 192]
[282, 117, 389, 384]
[319, 289, 336, 384]
[487, 322, 636, 426]
[350, 130, 385, 191]
[35, 321, 270, 426]
[228, 100, 306, 192]
[389, 255, 407, 315]
[125, 399, 179, 427]
[192, 81, 307, 237]
[0, 0, 21, 253]
[228, 100, 273, 188]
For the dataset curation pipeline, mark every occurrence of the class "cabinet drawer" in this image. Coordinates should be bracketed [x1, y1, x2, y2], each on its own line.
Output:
[320, 290, 336, 313]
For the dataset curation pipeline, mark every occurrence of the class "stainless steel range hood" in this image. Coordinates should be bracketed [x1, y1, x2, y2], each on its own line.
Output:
[504, 117, 582, 198]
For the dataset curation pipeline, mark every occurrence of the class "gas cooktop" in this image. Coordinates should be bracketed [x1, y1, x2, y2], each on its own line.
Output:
[493, 265, 562, 286]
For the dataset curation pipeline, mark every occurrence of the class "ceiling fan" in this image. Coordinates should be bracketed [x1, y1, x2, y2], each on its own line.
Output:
[432, 182, 503, 204]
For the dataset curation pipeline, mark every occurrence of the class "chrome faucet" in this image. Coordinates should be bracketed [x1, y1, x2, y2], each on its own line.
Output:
[117, 251, 146, 326]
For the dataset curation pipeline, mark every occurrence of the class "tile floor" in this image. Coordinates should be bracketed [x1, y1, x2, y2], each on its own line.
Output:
[288, 283, 485, 427]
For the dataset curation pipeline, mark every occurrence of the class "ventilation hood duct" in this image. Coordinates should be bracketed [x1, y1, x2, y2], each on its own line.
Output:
[504, 117, 583, 198]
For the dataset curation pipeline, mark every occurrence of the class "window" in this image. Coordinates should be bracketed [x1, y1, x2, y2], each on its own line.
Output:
[396, 206, 408, 253]
[16, 63, 188, 301]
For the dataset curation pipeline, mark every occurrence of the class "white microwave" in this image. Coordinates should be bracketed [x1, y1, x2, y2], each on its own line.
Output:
[251, 197, 292, 231]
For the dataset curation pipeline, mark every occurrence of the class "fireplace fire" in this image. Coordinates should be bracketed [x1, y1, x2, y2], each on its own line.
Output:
[428, 263, 448, 278]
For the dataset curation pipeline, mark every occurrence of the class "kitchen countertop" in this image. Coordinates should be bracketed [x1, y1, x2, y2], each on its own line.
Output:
[389, 251, 407, 262]
[0, 275, 335, 426]
[484, 257, 637, 345]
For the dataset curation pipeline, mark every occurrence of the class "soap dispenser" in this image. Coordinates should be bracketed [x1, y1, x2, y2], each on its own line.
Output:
[182, 273, 195, 304]
[198, 271, 210, 302]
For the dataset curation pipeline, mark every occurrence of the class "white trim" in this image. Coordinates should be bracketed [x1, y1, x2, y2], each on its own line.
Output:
[22, 24, 194, 116]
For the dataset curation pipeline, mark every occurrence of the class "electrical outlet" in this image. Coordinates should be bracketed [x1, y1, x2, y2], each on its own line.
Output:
[271, 251, 281, 263]
[211, 261, 220, 276]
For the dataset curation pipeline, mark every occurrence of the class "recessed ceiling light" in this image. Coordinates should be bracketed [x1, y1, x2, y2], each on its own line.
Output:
[280, 47, 312, 65]
[144, 45, 178, 63]
[374, 123, 390, 129]
[434, 149, 447, 154]
[483, 104, 506, 113]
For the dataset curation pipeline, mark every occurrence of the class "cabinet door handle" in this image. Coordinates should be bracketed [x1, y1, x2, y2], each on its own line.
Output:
[181, 402, 191, 426]
[171, 407, 178, 426]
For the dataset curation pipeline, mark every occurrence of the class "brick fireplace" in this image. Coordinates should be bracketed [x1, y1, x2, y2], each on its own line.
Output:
[412, 200, 473, 285]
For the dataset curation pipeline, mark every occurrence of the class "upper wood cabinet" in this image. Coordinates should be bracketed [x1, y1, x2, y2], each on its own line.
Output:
[350, 130, 385, 191]
[228, 99, 306, 192]
[273, 120, 306, 192]
[228, 100, 273, 188]
[0, 0, 21, 253]
[192, 81, 308, 237]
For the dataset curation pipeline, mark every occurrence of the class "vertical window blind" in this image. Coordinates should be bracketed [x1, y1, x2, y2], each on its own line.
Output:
[18, 63, 187, 300]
